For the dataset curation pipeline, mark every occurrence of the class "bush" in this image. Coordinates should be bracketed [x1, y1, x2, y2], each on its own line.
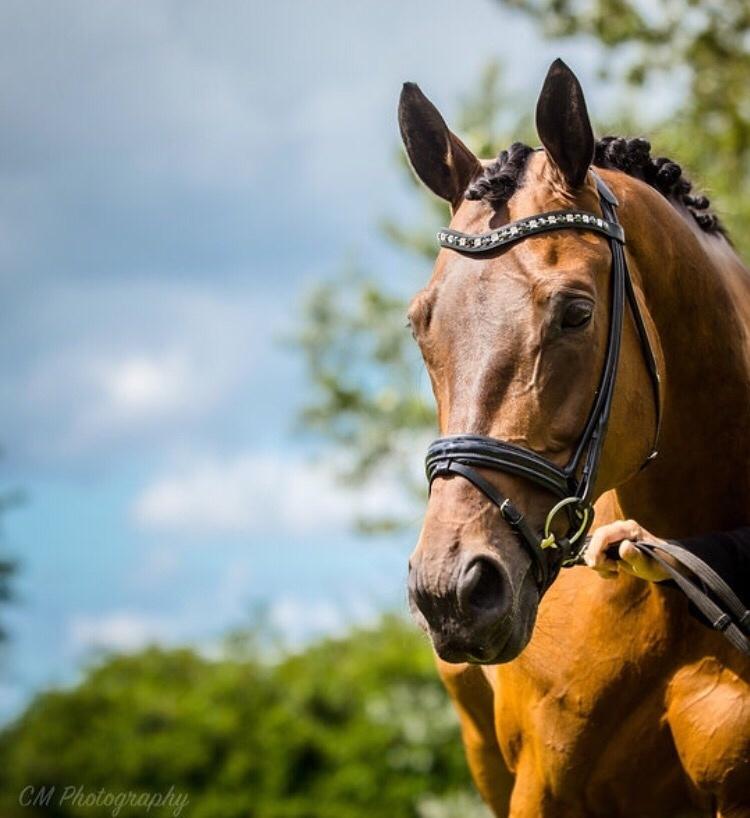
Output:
[0, 616, 477, 818]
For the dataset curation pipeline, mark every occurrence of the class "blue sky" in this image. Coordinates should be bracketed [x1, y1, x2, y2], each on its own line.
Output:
[0, 0, 641, 719]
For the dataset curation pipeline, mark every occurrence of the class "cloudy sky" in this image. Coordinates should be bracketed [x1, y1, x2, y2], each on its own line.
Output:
[0, 0, 627, 718]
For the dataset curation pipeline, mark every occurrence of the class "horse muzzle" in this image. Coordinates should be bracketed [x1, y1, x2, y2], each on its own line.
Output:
[408, 547, 530, 664]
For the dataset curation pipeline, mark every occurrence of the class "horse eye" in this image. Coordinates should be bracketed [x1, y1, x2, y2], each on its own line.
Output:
[561, 299, 593, 329]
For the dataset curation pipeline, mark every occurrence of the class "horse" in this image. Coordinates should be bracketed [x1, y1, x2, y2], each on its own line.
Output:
[400, 59, 750, 817]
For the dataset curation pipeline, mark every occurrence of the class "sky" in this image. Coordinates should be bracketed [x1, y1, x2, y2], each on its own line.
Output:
[0, 0, 641, 720]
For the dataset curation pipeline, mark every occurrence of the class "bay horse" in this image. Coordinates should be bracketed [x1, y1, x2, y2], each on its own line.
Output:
[401, 60, 750, 817]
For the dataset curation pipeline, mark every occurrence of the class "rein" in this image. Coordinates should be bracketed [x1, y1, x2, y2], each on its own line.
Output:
[628, 539, 750, 655]
[425, 173, 662, 592]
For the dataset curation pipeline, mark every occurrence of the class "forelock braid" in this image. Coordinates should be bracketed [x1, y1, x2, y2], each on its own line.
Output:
[465, 142, 534, 206]
[594, 136, 724, 234]
[463, 136, 724, 235]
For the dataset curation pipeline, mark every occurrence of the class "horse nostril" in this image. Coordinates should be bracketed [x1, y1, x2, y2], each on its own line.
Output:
[458, 557, 505, 614]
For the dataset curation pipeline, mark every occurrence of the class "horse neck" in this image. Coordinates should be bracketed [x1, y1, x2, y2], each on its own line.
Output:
[616, 192, 750, 536]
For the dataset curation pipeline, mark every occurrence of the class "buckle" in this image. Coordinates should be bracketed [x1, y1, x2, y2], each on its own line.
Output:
[500, 498, 523, 526]
[713, 613, 731, 632]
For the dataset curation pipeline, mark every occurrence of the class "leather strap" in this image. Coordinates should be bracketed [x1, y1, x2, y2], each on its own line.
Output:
[564, 183, 626, 504]
[565, 535, 750, 654]
[426, 435, 571, 499]
[427, 459, 552, 588]
[438, 209, 624, 253]
[623, 254, 662, 466]
[632, 540, 750, 655]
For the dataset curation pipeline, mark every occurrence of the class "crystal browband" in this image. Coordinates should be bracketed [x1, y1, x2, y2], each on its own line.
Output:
[437, 209, 625, 253]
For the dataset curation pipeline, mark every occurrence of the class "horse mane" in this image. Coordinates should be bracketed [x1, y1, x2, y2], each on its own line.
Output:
[465, 137, 725, 236]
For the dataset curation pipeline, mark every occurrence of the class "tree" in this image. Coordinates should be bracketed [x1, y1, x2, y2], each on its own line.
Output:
[0, 617, 489, 818]
[500, 0, 750, 244]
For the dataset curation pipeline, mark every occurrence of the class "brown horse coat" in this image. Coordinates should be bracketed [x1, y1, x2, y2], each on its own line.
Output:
[402, 61, 750, 817]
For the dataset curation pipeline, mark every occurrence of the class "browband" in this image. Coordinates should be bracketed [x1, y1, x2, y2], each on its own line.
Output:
[438, 209, 624, 253]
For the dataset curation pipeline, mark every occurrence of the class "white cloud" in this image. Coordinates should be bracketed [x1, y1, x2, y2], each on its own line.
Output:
[3, 278, 281, 467]
[97, 354, 192, 419]
[66, 595, 379, 661]
[269, 597, 347, 637]
[266, 594, 381, 649]
[133, 450, 416, 537]
[68, 611, 173, 653]
[67, 342, 233, 444]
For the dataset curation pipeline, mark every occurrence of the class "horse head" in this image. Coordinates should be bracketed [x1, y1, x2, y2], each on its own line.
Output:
[402, 60, 661, 664]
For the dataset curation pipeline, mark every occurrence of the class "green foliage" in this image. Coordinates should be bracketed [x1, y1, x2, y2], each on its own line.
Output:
[295, 265, 434, 526]
[500, 0, 750, 252]
[0, 617, 480, 818]
[295, 264, 432, 532]
[295, 4, 750, 527]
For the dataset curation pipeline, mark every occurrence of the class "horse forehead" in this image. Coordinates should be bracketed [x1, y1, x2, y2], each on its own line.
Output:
[431, 234, 596, 307]
[443, 195, 603, 287]
[431, 251, 533, 315]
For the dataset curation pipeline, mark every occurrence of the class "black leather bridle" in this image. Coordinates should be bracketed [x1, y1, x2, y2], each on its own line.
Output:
[425, 173, 662, 592]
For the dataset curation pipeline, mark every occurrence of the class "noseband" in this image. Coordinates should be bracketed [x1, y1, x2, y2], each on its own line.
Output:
[425, 173, 662, 592]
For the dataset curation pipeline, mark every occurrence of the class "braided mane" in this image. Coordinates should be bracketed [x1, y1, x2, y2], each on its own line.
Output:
[465, 137, 723, 235]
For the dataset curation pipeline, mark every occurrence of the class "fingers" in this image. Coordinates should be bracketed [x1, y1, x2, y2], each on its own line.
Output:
[618, 539, 650, 576]
[584, 519, 642, 579]
[583, 518, 672, 582]
[619, 539, 671, 582]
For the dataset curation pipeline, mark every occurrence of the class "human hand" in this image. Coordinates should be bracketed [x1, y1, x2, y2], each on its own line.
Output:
[583, 519, 672, 582]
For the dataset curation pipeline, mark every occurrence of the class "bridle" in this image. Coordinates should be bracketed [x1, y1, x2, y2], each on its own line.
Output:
[424, 172, 662, 592]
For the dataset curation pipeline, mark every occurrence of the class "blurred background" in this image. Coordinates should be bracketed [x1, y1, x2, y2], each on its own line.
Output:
[0, 1, 748, 816]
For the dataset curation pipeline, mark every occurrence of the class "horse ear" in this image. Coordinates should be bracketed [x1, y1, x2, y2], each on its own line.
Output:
[535, 59, 594, 189]
[399, 82, 481, 209]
